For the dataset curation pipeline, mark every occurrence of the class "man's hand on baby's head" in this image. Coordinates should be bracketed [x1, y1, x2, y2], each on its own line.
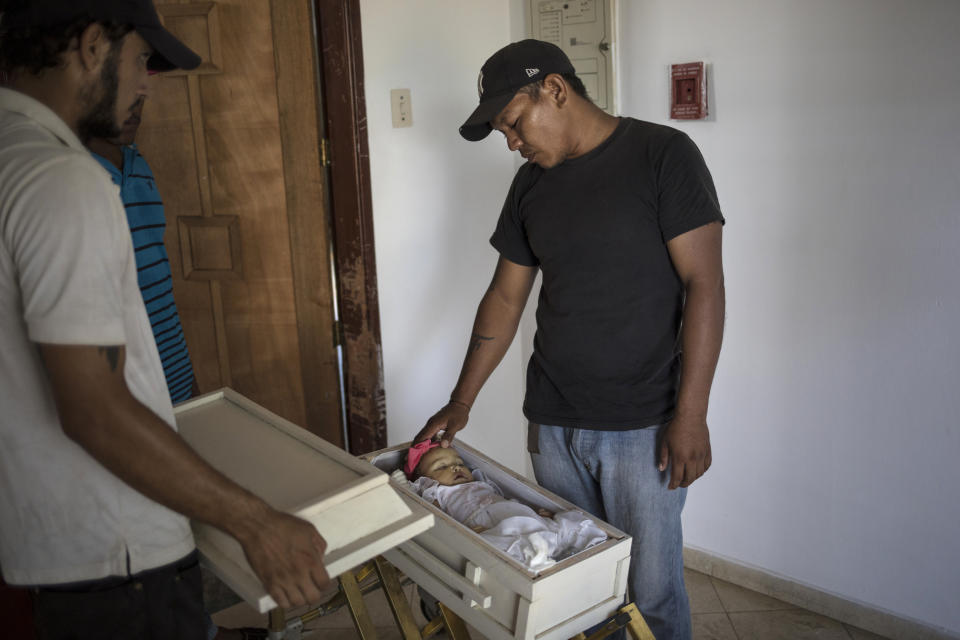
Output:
[415, 401, 470, 447]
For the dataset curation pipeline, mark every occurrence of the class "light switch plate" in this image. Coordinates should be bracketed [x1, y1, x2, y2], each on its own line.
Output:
[391, 88, 412, 128]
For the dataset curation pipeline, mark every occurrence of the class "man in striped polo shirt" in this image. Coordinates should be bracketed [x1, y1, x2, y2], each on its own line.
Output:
[88, 97, 195, 404]
[87, 94, 264, 640]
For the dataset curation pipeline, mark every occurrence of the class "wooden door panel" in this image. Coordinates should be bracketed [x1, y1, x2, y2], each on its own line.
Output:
[314, 0, 387, 452]
[140, 0, 342, 444]
[202, 0, 307, 431]
[269, 0, 345, 445]
[139, 75, 224, 392]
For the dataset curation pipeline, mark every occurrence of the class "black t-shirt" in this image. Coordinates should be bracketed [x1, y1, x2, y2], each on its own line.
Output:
[491, 117, 724, 429]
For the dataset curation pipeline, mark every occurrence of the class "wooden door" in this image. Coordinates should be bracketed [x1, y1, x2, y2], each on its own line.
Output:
[140, 0, 343, 445]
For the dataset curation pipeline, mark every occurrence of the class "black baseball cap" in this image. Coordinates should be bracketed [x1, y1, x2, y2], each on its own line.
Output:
[459, 39, 575, 142]
[1, 0, 201, 72]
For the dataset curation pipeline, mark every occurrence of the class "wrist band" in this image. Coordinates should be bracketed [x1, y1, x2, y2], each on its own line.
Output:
[449, 398, 471, 411]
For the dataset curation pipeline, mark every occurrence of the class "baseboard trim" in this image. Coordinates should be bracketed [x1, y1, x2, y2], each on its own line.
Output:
[683, 546, 959, 640]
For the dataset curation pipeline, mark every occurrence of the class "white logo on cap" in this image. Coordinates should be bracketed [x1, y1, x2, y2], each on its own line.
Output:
[478, 71, 484, 97]
[525, 68, 539, 77]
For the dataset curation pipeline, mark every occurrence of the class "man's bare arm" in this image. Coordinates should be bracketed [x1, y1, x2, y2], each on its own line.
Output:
[659, 221, 725, 489]
[39, 343, 330, 607]
[415, 256, 538, 446]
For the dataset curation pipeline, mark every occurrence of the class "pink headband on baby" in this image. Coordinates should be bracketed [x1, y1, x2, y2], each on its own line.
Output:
[404, 440, 441, 480]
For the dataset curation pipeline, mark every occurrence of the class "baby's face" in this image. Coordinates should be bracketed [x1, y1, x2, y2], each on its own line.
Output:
[417, 447, 474, 486]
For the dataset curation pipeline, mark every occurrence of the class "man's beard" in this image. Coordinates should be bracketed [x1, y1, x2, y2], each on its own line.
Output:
[77, 44, 121, 144]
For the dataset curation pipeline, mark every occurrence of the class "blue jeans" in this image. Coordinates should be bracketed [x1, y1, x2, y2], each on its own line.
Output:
[529, 424, 691, 640]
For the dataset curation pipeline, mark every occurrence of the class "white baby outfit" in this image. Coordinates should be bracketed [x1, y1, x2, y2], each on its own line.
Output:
[411, 470, 606, 572]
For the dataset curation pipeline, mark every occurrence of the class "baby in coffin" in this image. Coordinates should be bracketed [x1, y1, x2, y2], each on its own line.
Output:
[402, 440, 607, 572]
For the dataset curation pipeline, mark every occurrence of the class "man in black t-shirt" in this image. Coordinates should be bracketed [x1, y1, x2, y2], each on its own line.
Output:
[416, 40, 724, 640]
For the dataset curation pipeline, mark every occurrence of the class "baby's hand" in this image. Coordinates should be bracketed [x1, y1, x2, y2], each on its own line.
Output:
[537, 508, 554, 519]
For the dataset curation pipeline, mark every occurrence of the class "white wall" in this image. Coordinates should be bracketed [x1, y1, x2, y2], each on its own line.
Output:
[361, 0, 960, 634]
[359, 0, 529, 471]
[614, 0, 960, 634]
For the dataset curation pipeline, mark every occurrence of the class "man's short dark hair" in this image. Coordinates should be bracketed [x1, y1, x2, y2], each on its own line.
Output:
[518, 72, 591, 103]
[0, 10, 132, 75]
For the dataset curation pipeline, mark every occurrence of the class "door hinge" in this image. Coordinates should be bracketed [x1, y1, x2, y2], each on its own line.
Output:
[321, 138, 331, 168]
[333, 319, 344, 347]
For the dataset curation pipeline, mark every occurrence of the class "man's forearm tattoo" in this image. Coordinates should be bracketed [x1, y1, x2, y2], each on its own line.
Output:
[469, 333, 494, 354]
[98, 347, 120, 372]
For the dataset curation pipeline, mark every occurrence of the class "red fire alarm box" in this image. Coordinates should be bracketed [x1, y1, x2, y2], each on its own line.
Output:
[670, 62, 708, 120]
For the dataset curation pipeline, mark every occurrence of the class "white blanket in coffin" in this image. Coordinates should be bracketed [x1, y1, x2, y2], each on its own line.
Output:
[411, 470, 607, 571]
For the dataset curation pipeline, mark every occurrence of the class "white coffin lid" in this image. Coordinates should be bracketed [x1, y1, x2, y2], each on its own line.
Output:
[174, 388, 434, 613]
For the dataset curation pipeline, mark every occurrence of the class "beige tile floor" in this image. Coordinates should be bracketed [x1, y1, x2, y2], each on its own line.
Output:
[212, 568, 893, 640]
[683, 569, 889, 640]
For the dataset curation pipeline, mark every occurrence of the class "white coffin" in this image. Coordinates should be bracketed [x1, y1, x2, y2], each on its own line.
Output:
[362, 442, 632, 640]
[173, 389, 434, 613]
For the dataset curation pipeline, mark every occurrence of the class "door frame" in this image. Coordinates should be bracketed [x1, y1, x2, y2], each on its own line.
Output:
[313, 0, 387, 455]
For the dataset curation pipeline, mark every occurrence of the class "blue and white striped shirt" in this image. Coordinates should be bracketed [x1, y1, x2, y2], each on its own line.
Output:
[92, 145, 195, 404]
